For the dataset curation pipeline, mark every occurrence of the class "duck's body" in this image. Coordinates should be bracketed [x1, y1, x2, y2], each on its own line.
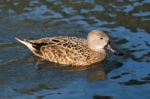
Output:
[16, 30, 121, 66]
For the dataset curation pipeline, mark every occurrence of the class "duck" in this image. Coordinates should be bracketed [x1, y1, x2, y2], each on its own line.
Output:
[15, 30, 122, 66]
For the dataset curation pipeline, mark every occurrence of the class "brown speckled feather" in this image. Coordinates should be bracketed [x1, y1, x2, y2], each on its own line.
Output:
[38, 37, 105, 66]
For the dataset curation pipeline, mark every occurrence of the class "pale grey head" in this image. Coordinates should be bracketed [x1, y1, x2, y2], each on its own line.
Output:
[87, 30, 123, 56]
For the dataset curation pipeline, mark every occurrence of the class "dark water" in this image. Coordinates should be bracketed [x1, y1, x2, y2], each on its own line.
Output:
[0, 0, 150, 99]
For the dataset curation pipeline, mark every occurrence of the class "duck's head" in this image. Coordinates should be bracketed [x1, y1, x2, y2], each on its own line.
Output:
[87, 30, 123, 56]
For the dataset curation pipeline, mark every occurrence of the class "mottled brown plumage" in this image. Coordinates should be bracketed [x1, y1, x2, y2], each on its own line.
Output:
[15, 30, 120, 66]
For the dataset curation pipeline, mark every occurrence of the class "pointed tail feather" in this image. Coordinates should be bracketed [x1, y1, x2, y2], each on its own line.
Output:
[15, 37, 36, 51]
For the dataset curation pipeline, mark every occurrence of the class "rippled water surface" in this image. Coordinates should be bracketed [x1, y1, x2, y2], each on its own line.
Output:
[0, 0, 150, 99]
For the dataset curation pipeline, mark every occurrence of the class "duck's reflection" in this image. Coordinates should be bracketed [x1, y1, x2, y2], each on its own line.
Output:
[86, 60, 123, 83]
[87, 70, 107, 83]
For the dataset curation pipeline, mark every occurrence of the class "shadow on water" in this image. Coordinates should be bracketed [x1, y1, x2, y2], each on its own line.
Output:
[93, 95, 112, 99]
[0, 0, 150, 99]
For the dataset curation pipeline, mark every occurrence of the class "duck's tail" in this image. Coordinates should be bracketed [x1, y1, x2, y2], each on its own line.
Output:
[15, 37, 36, 52]
[15, 37, 44, 59]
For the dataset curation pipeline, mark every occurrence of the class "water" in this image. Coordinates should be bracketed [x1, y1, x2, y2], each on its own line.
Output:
[0, 0, 150, 99]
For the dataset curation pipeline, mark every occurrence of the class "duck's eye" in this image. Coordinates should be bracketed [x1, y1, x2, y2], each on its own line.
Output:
[100, 37, 103, 40]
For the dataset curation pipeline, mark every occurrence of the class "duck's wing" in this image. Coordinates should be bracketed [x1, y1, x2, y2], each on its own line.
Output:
[39, 37, 89, 65]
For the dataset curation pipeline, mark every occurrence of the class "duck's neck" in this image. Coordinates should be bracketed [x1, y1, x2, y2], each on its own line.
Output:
[88, 44, 106, 54]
